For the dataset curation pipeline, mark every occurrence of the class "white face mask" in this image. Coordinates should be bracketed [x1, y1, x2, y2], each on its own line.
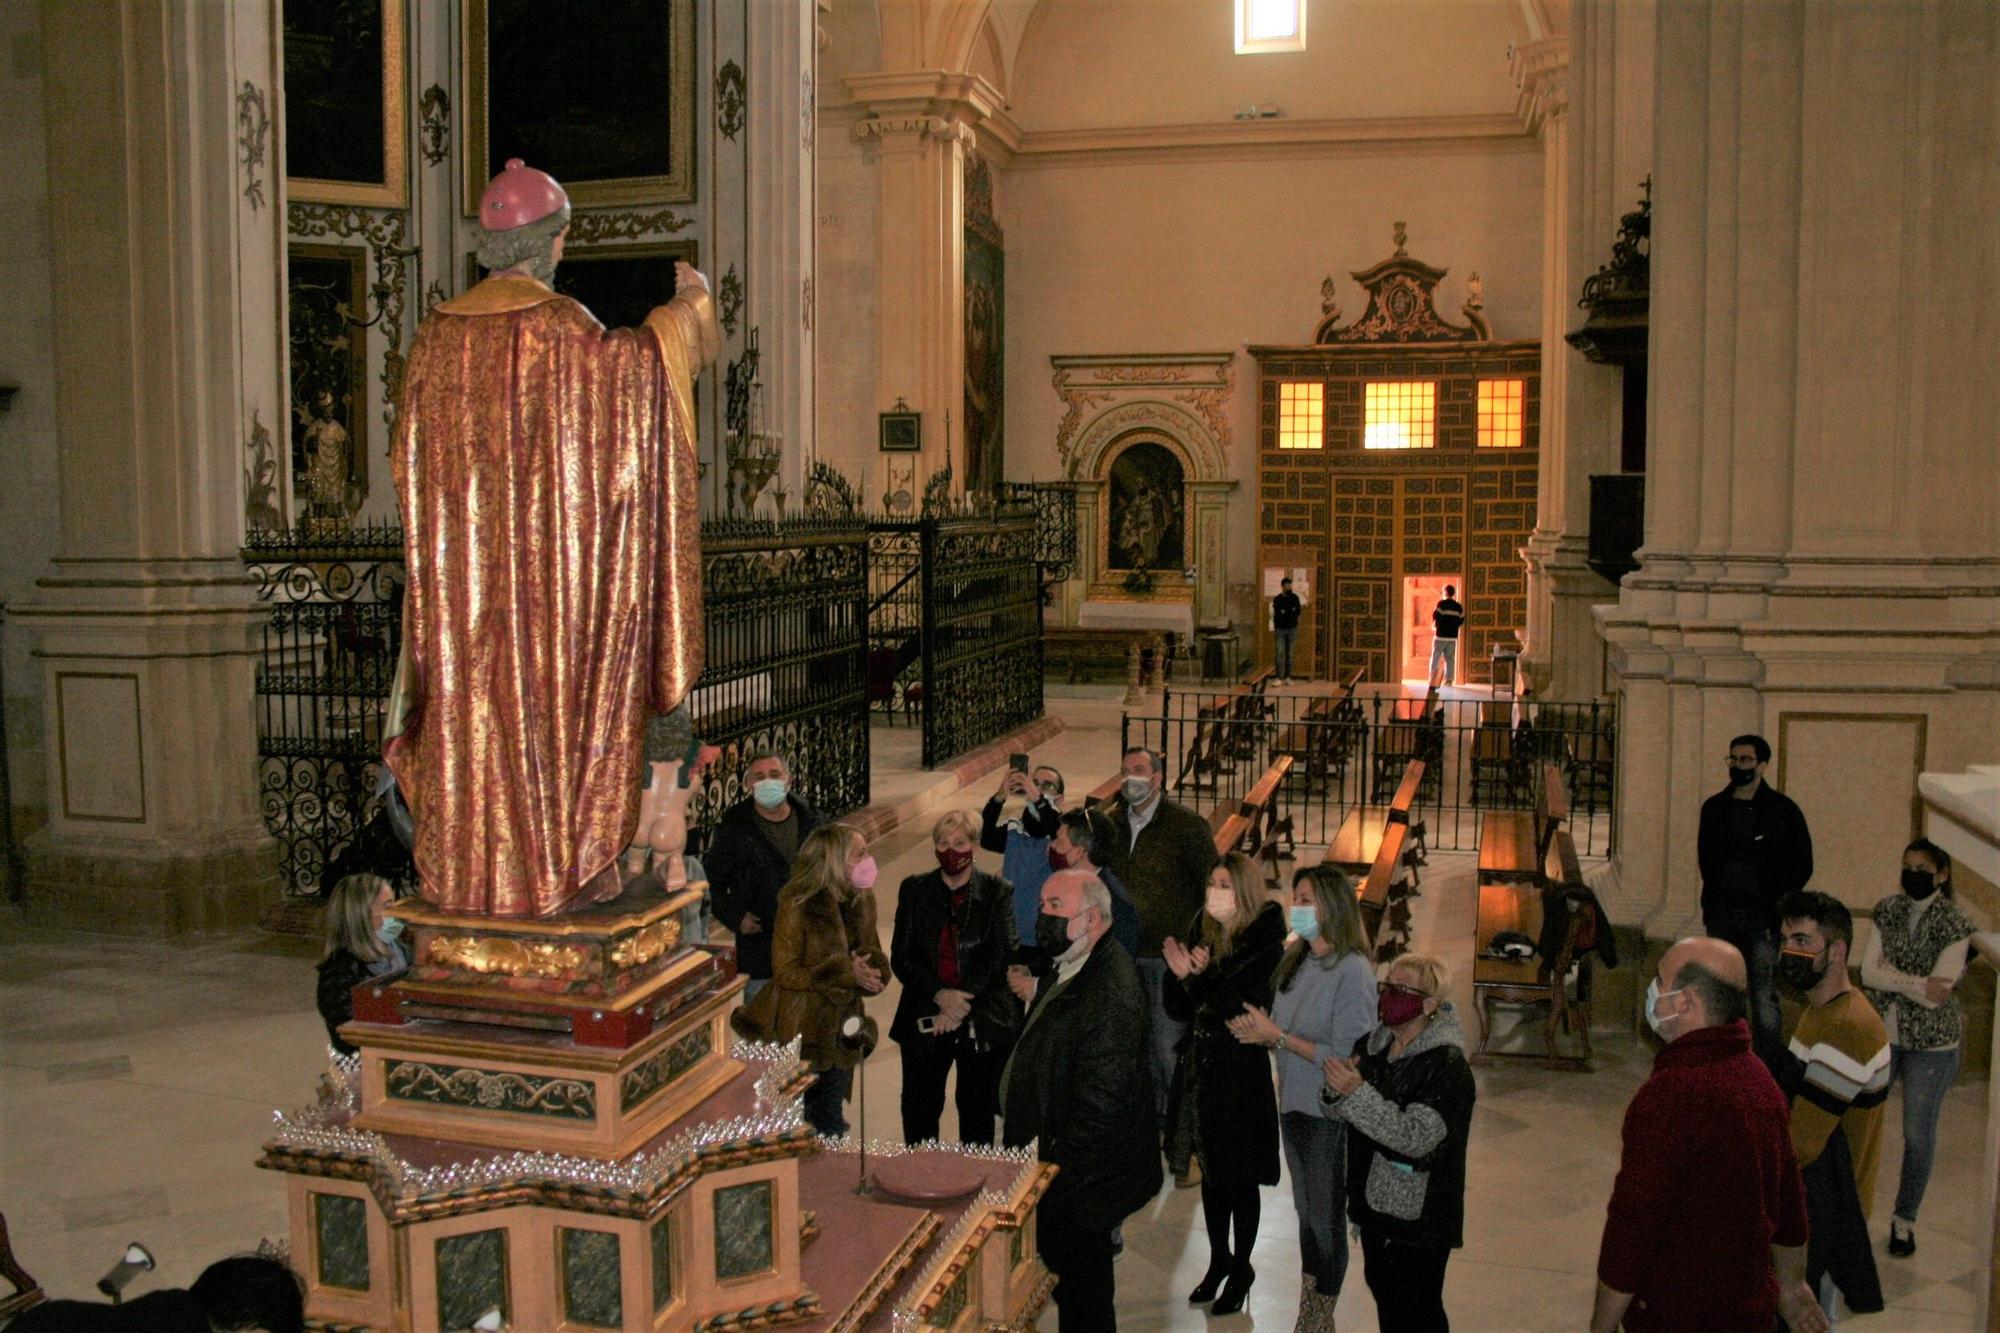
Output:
[1205, 886, 1237, 923]
[1122, 774, 1154, 803]
[1644, 979, 1684, 1037]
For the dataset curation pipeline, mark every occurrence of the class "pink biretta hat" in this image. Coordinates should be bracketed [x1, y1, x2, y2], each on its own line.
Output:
[478, 159, 569, 232]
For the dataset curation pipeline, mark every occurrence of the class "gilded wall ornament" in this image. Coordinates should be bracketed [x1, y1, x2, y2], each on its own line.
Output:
[566, 209, 697, 244]
[1312, 224, 1493, 344]
[237, 82, 269, 211]
[417, 85, 450, 166]
[606, 918, 682, 970]
[715, 60, 747, 141]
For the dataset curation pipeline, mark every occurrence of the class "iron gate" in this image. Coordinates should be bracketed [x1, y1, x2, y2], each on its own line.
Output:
[920, 511, 1044, 767]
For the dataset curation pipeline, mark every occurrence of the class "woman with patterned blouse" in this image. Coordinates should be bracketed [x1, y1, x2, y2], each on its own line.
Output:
[1861, 837, 1979, 1259]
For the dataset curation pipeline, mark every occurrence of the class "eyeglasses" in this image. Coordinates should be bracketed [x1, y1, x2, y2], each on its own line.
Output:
[1035, 780, 1062, 794]
[1377, 982, 1429, 1000]
[1725, 755, 1760, 766]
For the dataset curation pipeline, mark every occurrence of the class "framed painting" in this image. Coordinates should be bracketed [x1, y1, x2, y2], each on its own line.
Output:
[284, 0, 407, 207]
[878, 411, 922, 453]
[464, 0, 696, 212]
[286, 244, 370, 521]
[462, 242, 697, 331]
[1106, 440, 1186, 572]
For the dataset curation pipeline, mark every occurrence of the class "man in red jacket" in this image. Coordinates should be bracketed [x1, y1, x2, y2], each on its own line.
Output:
[1592, 937, 1827, 1333]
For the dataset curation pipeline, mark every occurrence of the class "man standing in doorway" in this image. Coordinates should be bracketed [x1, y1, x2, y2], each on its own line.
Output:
[1698, 733, 1815, 1070]
[1093, 745, 1214, 1180]
[1429, 584, 1464, 688]
[1272, 576, 1302, 683]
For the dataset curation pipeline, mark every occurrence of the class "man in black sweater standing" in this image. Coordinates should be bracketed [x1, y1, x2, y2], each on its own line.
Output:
[1697, 732, 1814, 1069]
[1094, 745, 1215, 1173]
[707, 749, 819, 1002]
[1429, 584, 1465, 688]
[1272, 576, 1302, 683]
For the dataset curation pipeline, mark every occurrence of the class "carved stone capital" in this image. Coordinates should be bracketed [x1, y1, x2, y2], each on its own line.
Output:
[844, 70, 1004, 152]
[1510, 36, 1571, 135]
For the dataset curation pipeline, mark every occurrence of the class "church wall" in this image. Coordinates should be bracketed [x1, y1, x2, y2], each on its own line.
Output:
[1000, 146, 1544, 631]
[0, 0, 61, 839]
[812, 0, 882, 489]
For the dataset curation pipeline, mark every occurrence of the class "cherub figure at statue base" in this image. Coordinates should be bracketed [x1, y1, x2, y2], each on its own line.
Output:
[626, 741, 721, 891]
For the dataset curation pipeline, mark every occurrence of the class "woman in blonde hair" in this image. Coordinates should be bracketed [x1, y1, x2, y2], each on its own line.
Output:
[1320, 952, 1475, 1332]
[316, 873, 407, 1056]
[1229, 864, 1378, 1332]
[888, 809, 1020, 1145]
[1162, 852, 1287, 1314]
[732, 823, 889, 1136]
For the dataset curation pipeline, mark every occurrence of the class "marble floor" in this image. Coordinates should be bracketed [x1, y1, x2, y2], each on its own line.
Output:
[0, 690, 1990, 1328]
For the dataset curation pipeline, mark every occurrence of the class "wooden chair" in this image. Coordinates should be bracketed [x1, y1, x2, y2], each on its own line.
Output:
[1473, 830, 1595, 1069]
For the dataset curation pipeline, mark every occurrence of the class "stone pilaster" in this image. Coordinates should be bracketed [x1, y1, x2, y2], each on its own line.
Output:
[1596, 0, 2000, 934]
[847, 71, 1003, 488]
[12, 0, 281, 933]
[748, 0, 818, 502]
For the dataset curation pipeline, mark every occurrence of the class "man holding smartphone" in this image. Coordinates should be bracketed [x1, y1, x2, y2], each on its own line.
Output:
[981, 754, 1065, 940]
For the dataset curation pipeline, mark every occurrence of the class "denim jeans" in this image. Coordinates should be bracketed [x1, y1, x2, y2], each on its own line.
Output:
[1275, 627, 1297, 678]
[1892, 1044, 1960, 1222]
[1427, 638, 1457, 686]
[1282, 1111, 1349, 1295]
[1706, 917, 1783, 1070]
[1135, 956, 1183, 1126]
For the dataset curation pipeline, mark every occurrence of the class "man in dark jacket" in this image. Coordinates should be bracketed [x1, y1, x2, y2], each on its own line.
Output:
[706, 749, 819, 1000]
[10, 1254, 304, 1333]
[1094, 745, 1215, 1130]
[1000, 872, 1162, 1331]
[1272, 575, 1302, 682]
[1697, 732, 1814, 1068]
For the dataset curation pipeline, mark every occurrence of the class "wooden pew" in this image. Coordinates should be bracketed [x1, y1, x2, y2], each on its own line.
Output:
[1471, 826, 1596, 1069]
[0, 1212, 45, 1321]
[1083, 773, 1123, 811]
[1330, 759, 1427, 880]
[1477, 761, 1568, 887]
[1212, 811, 1252, 859]
[1238, 754, 1296, 889]
[1350, 758, 1426, 961]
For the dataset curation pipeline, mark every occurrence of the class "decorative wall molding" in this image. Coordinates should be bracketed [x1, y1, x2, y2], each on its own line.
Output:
[1051, 353, 1236, 472]
[716, 59, 747, 141]
[287, 204, 412, 432]
[1004, 114, 1533, 170]
[718, 264, 743, 337]
[845, 70, 1006, 153]
[566, 208, 697, 243]
[236, 81, 269, 211]
[417, 84, 450, 165]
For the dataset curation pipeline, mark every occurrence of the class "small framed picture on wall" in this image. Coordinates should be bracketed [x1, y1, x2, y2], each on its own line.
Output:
[878, 410, 922, 452]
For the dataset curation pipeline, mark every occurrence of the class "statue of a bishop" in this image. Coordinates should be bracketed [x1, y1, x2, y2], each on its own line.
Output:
[384, 159, 720, 918]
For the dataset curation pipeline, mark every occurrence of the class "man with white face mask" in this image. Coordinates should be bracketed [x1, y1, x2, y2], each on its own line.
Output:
[707, 749, 820, 1001]
[1592, 937, 1825, 1333]
[1094, 745, 1216, 1141]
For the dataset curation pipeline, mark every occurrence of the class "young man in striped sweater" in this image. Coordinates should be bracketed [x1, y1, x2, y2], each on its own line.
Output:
[1778, 890, 1892, 1321]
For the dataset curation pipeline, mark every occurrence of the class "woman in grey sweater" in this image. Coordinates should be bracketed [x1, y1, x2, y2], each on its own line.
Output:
[1230, 865, 1378, 1332]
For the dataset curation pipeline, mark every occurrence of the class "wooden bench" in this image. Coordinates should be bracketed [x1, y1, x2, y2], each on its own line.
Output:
[1472, 827, 1595, 1069]
[1212, 811, 1253, 859]
[1351, 759, 1426, 961]
[0, 1212, 44, 1321]
[1477, 761, 1568, 887]
[1083, 773, 1123, 811]
[1238, 755, 1296, 889]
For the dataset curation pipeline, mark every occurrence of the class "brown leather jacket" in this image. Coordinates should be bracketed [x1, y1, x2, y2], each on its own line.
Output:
[734, 877, 889, 1069]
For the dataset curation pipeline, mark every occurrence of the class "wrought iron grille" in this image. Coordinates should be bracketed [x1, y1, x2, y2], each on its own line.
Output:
[687, 515, 871, 843]
[920, 511, 1044, 768]
[244, 521, 406, 895]
[1001, 481, 1078, 590]
[1122, 691, 1616, 858]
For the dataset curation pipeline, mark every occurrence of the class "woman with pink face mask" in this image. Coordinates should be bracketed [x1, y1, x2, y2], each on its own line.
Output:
[732, 823, 889, 1137]
[888, 810, 1021, 1145]
[1319, 953, 1475, 1332]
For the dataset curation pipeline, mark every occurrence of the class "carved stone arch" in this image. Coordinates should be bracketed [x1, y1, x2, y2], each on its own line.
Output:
[1068, 398, 1226, 484]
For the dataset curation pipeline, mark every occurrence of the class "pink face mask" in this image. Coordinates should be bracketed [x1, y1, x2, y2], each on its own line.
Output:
[850, 854, 879, 891]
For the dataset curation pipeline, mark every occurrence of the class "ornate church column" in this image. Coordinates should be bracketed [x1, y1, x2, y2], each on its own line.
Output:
[12, 0, 283, 931]
[847, 71, 1002, 485]
[1597, 0, 2000, 935]
[747, 0, 818, 500]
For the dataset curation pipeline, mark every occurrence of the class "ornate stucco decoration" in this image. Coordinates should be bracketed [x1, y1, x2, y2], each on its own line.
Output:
[1050, 353, 1235, 476]
[237, 82, 268, 210]
[1510, 36, 1571, 135]
[1313, 222, 1493, 344]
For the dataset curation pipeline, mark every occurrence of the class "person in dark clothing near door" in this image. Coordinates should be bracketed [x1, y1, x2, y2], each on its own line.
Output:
[1428, 585, 1464, 687]
[708, 749, 820, 1003]
[889, 810, 1020, 1145]
[1698, 733, 1815, 1069]
[1272, 576, 1302, 683]
[1093, 745, 1218, 1147]
[1000, 871, 1163, 1331]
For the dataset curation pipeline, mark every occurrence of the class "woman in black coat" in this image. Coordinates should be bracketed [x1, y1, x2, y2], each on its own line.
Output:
[316, 872, 408, 1056]
[1163, 851, 1288, 1315]
[889, 809, 1022, 1145]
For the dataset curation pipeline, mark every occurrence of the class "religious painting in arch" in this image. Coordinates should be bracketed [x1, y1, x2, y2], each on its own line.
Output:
[1106, 440, 1186, 574]
[964, 155, 1005, 496]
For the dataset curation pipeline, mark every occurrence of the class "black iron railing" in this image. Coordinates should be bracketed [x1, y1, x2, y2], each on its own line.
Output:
[1122, 691, 1616, 858]
[920, 510, 1044, 767]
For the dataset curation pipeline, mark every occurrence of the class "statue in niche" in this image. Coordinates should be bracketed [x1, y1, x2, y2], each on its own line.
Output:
[1107, 441, 1185, 573]
[301, 390, 354, 524]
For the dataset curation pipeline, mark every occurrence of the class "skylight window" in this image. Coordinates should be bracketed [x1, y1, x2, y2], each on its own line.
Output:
[1236, 0, 1306, 54]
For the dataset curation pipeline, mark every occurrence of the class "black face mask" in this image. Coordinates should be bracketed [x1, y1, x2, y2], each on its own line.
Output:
[1034, 911, 1077, 958]
[1728, 764, 1759, 788]
[1902, 868, 1940, 900]
[1776, 947, 1827, 992]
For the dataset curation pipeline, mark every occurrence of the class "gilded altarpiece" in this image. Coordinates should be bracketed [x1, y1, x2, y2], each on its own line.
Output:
[1252, 232, 1538, 684]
